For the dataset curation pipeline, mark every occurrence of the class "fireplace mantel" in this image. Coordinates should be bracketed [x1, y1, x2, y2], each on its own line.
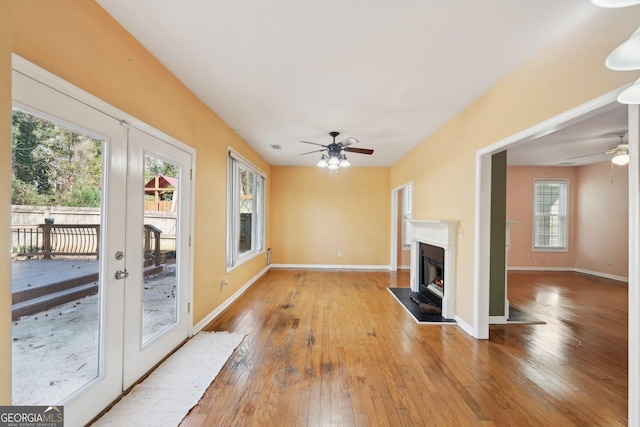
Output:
[410, 220, 458, 319]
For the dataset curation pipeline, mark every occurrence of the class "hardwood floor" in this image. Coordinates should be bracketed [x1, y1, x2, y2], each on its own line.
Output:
[182, 269, 628, 426]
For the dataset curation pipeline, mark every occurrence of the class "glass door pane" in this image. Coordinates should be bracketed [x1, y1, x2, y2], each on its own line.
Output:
[122, 127, 190, 389]
[11, 109, 104, 404]
[142, 155, 179, 344]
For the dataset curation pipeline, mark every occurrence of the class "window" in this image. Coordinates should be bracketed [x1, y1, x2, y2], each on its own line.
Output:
[227, 149, 265, 269]
[402, 184, 413, 248]
[533, 179, 568, 251]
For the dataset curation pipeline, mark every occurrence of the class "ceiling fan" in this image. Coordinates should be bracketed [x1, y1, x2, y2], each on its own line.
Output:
[567, 133, 629, 165]
[299, 131, 374, 170]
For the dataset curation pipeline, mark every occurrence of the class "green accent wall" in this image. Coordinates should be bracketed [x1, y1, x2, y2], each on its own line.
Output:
[489, 151, 507, 317]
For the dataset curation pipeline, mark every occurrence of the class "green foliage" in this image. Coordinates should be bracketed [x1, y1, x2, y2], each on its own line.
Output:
[59, 186, 102, 208]
[11, 175, 52, 206]
[11, 109, 104, 207]
[145, 157, 178, 183]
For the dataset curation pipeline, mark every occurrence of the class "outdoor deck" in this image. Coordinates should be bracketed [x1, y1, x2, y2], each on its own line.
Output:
[11, 223, 167, 319]
[11, 258, 163, 320]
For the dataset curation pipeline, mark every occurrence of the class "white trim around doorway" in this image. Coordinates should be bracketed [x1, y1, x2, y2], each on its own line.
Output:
[473, 85, 638, 426]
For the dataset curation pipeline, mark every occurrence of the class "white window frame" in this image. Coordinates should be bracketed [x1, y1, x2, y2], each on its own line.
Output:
[533, 178, 569, 252]
[226, 148, 266, 270]
[401, 184, 413, 249]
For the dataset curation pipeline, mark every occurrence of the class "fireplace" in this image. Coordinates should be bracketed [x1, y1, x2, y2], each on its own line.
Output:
[409, 220, 457, 319]
[419, 243, 445, 308]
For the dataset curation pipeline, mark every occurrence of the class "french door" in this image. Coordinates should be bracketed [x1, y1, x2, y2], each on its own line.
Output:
[122, 127, 191, 388]
[11, 66, 192, 426]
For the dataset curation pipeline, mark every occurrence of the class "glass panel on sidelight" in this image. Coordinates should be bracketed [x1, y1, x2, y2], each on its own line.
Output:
[142, 155, 179, 344]
[11, 109, 104, 405]
[238, 165, 254, 254]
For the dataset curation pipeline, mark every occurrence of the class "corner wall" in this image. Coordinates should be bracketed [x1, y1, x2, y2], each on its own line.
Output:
[575, 161, 629, 278]
[506, 163, 628, 280]
[270, 166, 390, 267]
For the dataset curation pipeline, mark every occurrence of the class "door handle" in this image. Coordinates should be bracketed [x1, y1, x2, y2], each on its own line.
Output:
[115, 270, 129, 280]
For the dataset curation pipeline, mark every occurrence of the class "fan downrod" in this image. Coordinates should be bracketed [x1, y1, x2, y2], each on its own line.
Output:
[329, 131, 340, 139]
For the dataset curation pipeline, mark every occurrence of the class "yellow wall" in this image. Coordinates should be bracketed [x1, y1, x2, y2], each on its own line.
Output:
[271, 167, 390, 266]
[390, 8, 640, 325]
[9, 0, 271, 326]
[1, 0, 12, 406]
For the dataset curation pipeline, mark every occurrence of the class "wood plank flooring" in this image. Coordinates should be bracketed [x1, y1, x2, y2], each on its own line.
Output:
[182, 269, 628, 426]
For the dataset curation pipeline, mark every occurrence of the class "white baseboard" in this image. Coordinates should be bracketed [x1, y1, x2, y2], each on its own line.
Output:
[454, 316, 477, 337]
[489, 316, 508, 324]
[508, 266, 628, 283]
[191, 265, 270, 334]
[507, 266, 574, 272]
[574, 268, 628, 283]
[270, 263, 390, 271]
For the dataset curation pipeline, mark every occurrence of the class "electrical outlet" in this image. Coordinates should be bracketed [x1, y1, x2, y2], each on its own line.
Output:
[220, 278, 228, 291]
[337, 251, 342, 257]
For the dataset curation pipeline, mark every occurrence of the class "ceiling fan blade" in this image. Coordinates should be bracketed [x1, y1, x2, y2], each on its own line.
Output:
[299, 148, 327, 156]
[344, 147, 374, 155]
[339, 137, 359, 147]
[607, 144, 629, 154]
[300, 140, 328, 148]
[566, 152, 605, 160]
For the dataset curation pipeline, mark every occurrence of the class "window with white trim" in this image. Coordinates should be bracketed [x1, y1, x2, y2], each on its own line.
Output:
[227, 149, 265, 269]
[402, 184, 413, 248]
[533, 179, 568, 251]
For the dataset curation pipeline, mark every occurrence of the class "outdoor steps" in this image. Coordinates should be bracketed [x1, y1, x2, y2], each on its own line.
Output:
[12, 281, 98, 320]
[12, 265, 164, 320]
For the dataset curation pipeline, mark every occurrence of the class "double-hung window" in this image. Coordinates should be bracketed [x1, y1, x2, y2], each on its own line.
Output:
[402, 184, 413, 249]
[533, 179, 568, 251]
[227, 149, 265, 269]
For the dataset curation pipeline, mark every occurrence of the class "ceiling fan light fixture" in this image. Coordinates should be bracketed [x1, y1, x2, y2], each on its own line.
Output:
[317, 155, 329, 168]
[591, 0, 640, 7]
[617, 77, 640, 104]
[612, 152, 630, 165]
[606, 27, 640, 70]
[300, 131, 373, 171]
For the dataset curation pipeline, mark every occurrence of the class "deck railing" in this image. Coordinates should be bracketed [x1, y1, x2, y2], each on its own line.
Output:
[12, 224, 100, 259]
[11, 224, 163, 265]
[144, 224, 162, 267]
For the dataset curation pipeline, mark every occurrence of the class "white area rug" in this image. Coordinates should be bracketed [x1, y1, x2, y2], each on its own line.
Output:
[93, 331, 244, 426]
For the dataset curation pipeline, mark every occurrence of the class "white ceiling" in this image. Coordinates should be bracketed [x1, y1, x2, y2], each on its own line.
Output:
[96, 0, 606, 167]
[507, 103, 628, 166]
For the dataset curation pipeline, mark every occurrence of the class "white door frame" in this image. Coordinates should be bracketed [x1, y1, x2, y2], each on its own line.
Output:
[12, 54, 197, 337]
[12, 54, 197, 425]
[390, 182, 413, 271]
[473, 86, 638, 425]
